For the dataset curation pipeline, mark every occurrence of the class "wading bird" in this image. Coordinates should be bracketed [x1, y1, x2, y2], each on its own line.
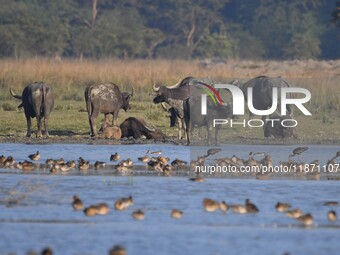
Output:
[289, 147, 309, 158]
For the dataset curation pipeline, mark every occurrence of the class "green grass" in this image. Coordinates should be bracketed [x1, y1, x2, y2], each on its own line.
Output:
[0, 98, 339, 143]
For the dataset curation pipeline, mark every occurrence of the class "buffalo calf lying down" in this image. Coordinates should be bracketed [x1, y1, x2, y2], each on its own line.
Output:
[120, 117, 167, 139]
[99, 122, 122, 139]
[10, 82, 54, 137]
[264, 116, 298, 139]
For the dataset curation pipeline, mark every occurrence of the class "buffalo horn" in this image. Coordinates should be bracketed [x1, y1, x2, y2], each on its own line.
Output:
[166, 78, 182, 89]
[10, 88, 22, 99]
[153, 82, 160, 92]
[161, 102, 171, 112]
[144, 124, 155, 132]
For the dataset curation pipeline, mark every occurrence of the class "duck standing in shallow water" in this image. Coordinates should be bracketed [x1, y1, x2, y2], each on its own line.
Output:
[29, 151, 40, 161]
[83, 206, 98, 217]
[189, 177, 205, 182]
[94, 203, 110, 215]
[4, 156, 15, 167]
[114, 196, 133, 211]
[72, 195, 84, 211]
[296, 213, 313, 226]
[41, 247, 53, 255]
[132, 209, 145, 220]
[109, 245, 127, 255]
[110, 153, 120, 161]
[219, 201, 229, 213]
[94, 161, 106, 169]
[202, 198, 220, 212]
[328, 210, 337, 222]
[245, 199, 259, 213]
[231, 204, 247, 214]
[138, 155, 149, 162]
[78, 157, 90, 170]
[275, 202, 291, 212]
[66, 160, 76, 169]
[171, 209, 183, 219]
[171, 158, 187, 168]
[0, 155, 6, 165]
[285, 208, 303, 218]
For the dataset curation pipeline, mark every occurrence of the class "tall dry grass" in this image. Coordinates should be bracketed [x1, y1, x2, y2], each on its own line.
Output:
[0, 58, 339, 111]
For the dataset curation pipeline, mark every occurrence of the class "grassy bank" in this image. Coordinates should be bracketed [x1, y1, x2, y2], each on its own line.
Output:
[0, 58, 339, 143]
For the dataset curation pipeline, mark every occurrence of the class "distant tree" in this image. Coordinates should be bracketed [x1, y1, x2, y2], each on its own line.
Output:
[0, 0, 338, 59]
[253, 0, 324, 59]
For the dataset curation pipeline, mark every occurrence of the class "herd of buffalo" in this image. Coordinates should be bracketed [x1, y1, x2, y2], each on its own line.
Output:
[9, 76, 297, 145]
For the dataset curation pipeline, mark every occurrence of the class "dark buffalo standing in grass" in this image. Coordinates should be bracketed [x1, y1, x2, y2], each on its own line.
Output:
[234, 75, 293, 117]
[153, 77, 215, 140]
[10, 82, 54, 137]
[183, 94, 233, 145]
[85, 83, 133, 136]
[120, 117, 167, 140]
[152, 76, 235, 145]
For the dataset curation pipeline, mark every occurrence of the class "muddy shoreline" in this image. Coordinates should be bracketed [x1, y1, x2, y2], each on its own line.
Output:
[0, 134, 338, 145]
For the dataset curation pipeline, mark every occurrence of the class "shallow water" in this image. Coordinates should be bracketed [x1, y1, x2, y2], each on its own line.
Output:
[0, 143, 339, 255]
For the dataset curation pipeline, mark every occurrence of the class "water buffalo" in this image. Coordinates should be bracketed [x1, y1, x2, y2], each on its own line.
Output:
[99, 122, 122, 139]
[10, 82, 54, 137]
[234, 76, 293, 117]
[120, 117, 167, 140]
[183, 94, 233, 145]
[160, 100, 186, 140]
[85, 83, 133, 136]
[263, 115, 298, 139]
[153, 77, 215, 140]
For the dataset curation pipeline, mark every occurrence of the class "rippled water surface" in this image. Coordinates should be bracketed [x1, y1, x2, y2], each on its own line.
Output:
[0, 143, 339, 255]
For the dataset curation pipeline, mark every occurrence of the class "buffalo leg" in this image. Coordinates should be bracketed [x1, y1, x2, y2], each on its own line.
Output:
[206, 125, 211, 146]
[104, 113, 110, 125]
[89, 115, 97, 137]
[177, 119, 182, 139]
[25, 112, 32, 137]
[182, 120, 188, 141]
[89, 105, 100, 136]
[36, 115, 42, 137]
[214, 127, 218, 145]
[185, 122, 191, 145]
[112, 112, 118, 126]
[44, 117, 49, 137]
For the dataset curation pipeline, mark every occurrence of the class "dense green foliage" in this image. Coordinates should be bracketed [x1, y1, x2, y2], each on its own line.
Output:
[0, 0, 339, 59]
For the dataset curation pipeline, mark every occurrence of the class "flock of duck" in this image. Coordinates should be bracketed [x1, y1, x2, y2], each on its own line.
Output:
[72, 194, 184, 220]
[0, 147, 339, 181]
[63, 190, 337, 254]
[190, 147, 340, 180]
[2, 147, 339, 255]
[203, 198, 338, 226]
[0, 149, 187, 175]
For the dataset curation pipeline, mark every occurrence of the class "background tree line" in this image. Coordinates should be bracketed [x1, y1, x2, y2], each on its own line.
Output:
[0, 0, 339, 60]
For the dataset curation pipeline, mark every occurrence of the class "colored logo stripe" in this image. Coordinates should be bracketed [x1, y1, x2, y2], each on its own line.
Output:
[196, 81, 224, 105]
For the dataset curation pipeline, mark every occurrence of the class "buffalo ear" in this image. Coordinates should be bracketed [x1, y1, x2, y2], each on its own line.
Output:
[125, 94, 132, 101]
